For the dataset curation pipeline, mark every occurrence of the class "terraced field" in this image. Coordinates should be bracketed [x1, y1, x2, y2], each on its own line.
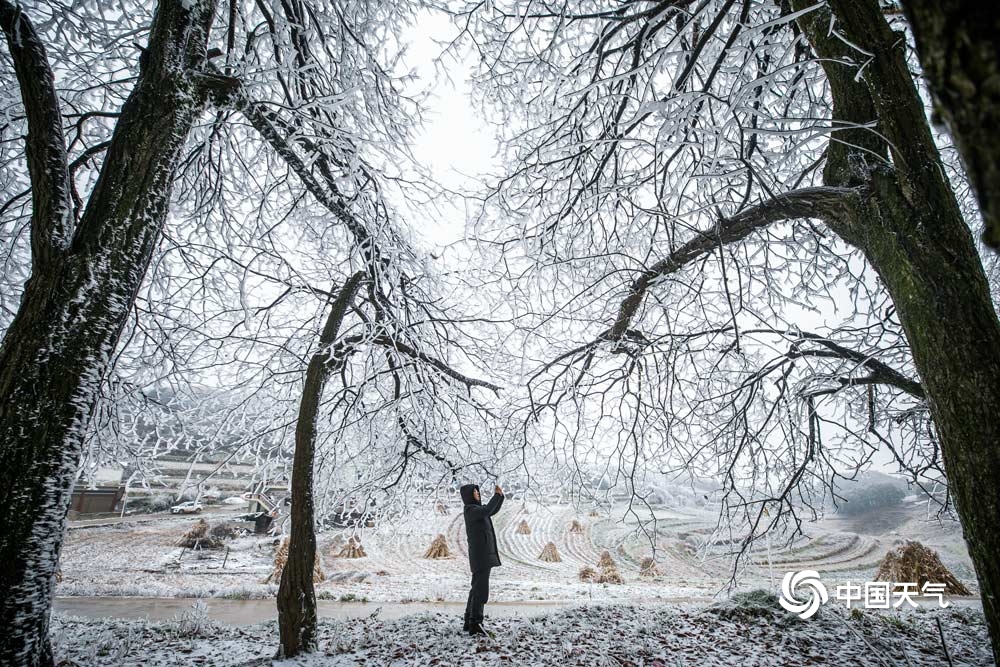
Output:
[58, 497, 977, 602]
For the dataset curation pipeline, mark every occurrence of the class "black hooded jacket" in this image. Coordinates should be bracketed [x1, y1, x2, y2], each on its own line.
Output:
[460, 484, 504, 571]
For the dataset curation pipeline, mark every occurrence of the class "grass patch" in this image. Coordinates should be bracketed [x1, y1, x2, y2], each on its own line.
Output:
[702, 589, 802, 626]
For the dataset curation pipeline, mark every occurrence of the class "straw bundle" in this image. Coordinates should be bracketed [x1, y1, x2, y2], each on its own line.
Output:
[539, 541, 562, 562]
[423, 534, 452, 559]
[874, 541, 970, 595]
[597, 566, 624, 585]
[337, 535, 367, 559]
[639, 556, 662, 578]
[177, 518, 223, 550]
[264, 537, 326, 583]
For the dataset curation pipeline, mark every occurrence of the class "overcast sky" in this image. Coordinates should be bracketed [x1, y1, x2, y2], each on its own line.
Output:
[405, 11, 499, 249]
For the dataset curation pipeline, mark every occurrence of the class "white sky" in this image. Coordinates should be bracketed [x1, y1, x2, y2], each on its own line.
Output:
[404, 11, 500, 248]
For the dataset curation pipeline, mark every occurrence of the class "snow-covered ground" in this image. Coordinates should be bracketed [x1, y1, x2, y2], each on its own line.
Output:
[52, 596, 995, 666]
[58, 497, 976, 605]
[52, 497, 990, 665]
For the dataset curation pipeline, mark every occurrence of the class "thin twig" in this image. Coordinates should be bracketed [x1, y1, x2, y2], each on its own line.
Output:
[935, 616, 954, 667]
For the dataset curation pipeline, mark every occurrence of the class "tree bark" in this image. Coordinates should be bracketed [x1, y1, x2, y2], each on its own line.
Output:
[277, 271, 365, 658]
[0, 2, 219, 665]
[793, 1, 1000, 662]
[901, 0, 1000, 249]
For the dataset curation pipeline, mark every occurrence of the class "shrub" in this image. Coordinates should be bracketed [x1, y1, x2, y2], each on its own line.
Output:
[126, 494, 173, 514]
[837, 483, 905, 516]
[171, 600, 214, 638]
[704, 589, 801, 625]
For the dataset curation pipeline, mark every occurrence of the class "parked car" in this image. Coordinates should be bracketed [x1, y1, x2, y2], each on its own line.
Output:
[170, 501, 203, 514]
[222, 496, 246, 506]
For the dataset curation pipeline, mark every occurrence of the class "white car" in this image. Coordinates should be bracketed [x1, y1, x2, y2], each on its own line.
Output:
[170, 501, 203, 514]
[222, 496, 246, 506]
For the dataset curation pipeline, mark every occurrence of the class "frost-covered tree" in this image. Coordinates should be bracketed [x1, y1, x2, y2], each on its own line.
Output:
[459, 0, 1000, 660]
[1, 0, 508, 662]
[0, 2, 234, 664]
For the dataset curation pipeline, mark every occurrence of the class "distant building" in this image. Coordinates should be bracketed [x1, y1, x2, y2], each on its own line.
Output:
[68, 486, 125, 517]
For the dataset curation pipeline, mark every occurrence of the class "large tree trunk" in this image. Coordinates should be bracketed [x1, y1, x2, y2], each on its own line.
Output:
[277, 272, 364, 658]
[901, 0, 1000, 249]
[795, 1, 1000, 662]
[0, 2, 219, 665]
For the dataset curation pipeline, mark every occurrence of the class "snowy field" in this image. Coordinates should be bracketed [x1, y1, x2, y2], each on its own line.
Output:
[58, 496, 977, 606]
[51, 497, 991, 666]
[52, 598, 995, 666]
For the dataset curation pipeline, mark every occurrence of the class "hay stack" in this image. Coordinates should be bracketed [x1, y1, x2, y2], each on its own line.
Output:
[337, 536, 367, 559]
[874, 541, 971, 595]
[516, 519, 531, 535]
[423, 534, 452, 559]
[597, 550, 616, 569]
[312, 550, 326, 582]
[539, 541, 562, 562]
[210, 522, 244, 541]
[579, 566, 598, 582]
[639, 556, 662, 578]
[264, 537, 326, 584]
[569, 519, 585, 534]
[597, 566, 624, 585]
[178, 518, 224, 550]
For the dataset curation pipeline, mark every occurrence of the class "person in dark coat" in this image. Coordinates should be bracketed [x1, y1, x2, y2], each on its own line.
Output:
[460, 482, 504, 635]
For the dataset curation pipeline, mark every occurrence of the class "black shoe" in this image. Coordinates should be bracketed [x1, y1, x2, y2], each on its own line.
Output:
[468, 623, 487, 636]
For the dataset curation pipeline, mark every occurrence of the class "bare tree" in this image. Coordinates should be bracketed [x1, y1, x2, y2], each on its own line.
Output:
[279, 272, 366, 656]
[2, 0, 482, 659]
[459, 0, 1000, 660]
[0, 2, 237, 664]
[0, 0, 503, 658]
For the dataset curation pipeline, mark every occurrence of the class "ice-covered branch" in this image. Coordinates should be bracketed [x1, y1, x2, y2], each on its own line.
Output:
[604, 185, 864, 341]
[788, 332, 925, 399]
[0, 0, 73, 267]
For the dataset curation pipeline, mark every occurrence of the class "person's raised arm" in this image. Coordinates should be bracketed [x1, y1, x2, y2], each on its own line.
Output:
[488, 485, 504, 516]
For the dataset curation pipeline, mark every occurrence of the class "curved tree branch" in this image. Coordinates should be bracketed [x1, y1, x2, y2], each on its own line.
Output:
[788, 331, 925, 400]
[603, 185, 864, 341]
